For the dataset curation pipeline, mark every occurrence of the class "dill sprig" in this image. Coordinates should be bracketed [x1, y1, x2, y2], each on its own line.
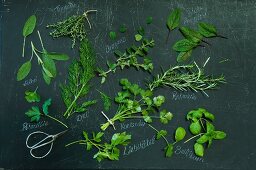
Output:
[60, 39, 97, 118]
[148, 62, 226, 96]
[47, 10, 97, 48]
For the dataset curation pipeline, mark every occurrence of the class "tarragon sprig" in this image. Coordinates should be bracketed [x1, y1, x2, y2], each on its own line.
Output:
[97, 39, 155, 84]
[47, 10, 97, 48]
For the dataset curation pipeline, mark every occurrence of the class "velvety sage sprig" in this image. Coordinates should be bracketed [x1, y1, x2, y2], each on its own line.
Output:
[97, 39, 155, 84]
[47, 10, 97, 48]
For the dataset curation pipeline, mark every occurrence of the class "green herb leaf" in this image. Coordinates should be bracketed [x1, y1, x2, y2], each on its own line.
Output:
[25, 90, 40, 103]
[189, 121, 202, 135]
[153, 96, 165, 107]
[146, 17, 153, 24]
[177, 50, 193, 62]
[109, 31, 117, 40]
[204, 111, 215, 121]
[165, 144, 173, 157]
[197, 134, 209, 144]
[143, 115, 152, 123]
[198, 22, 217, 38]
[194, 142, 204, 157]
[111, 132, 131, 146]
[180, 27, 203, 43]
[138, 27, 145, 36]
[17, 61, 31, 81]
[135, 34, 143, 41]
[42, 70, 51, 85]
[119, 24, 127, 33]
[23, 15, 36, 37]
[25, 106, 41, 122]
[47, 53, 69, 61]
[206, 122, 215, 132]
[213, 131, 226, 140]
[156, 130, 167, 140]
[42, 52, 57, 78]
[167, 8, 181, 31]
[98, 90, 111, 111]
[160, 110, 173, 124]
[175, 127, 186, 142]
[172, 39, 197, 52]
[42, 98, 52, 115]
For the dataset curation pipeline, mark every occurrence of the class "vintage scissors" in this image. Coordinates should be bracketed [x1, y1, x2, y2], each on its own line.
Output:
[26, 130, 68, 159]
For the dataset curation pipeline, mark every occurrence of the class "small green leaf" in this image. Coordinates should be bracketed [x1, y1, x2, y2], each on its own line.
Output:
[175, 127, 186, 142]
[47, 53, 69, 61]
[109, 31, 117, 40]
[206, 122, 215, 132]
[17, 61, 31, 81]
[98, 90, 111, 111]
[167, 8, 181, 31]
[86, 142, 92, 150]
[23, 15, 36, 37]
[194, 143, 204, 157]
[143, 115, 152, 123]
[137, 27, 145, 36]
[135, 34, 143, 41]
[25, 90, 40, 103]
[42, 98, 52, 115]
[197, 134, 209, 144]
[83, 131, 89, 140]
[180, 27, 203, 43]
[198, 22, 217, 38]
[165, 144, 173, 157]
[153, 96, 165, 107]
[189, 121, 202, 135]
[156, 130, 167, 140]
[42, 70, 51, 85]
[177, 50, 193, 62]
[42, 52, 57, 78]
[160, 110, 173, 124]
[213, 131, 226, 140]
[25, 106, 41, 122]
[146, 16, 153, 24]
[119, 24, 127, 33]
[173, 39, 197, 52]
[204, 111, 215, 121]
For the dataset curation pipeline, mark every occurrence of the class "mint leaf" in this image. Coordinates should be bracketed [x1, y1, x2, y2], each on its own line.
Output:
[173, 39, 197, 52]
[167, 8, 181, 31]
[198, 22, 217, 38]
[177, 50, 193, 62]
[180, 27, 203, 43]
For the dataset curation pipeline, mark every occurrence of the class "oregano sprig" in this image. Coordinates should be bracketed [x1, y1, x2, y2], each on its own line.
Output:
[183, 108, 226, 157]
[97, 39, 155, 84]
[66, 131, 131, 162]
[60, 39, 97, 118]
[100, 79, 173, 131]
[47, 10, 97, 48]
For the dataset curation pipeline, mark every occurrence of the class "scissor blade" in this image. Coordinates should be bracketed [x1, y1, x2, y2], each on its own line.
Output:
[55, 130, 68, 138]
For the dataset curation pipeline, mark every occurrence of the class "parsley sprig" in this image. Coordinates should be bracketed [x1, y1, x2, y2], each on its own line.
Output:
[66, 131, 131, 162]
[100, 79, 173, 131]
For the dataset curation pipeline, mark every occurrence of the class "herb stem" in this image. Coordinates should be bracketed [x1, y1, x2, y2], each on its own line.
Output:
[65, 140, 86, 147]
[22, 37, 26, 57]
[148, 124, 169, 145]
[45, 114, 68, 128]
[183, 133, 204, 144]
[37, 30, 45, 50]
[31, 41, 43, 64]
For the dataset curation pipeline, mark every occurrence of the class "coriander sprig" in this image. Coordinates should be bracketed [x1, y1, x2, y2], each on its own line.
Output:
[97, 39, 155, 84]
[148, 124, 186, 157]
[100, 79, 173, 131]
[184, 108, 226, 157]
[148, 62, 226, 96]
[66, 131, 131, 162]
[47, 10, 97, 48]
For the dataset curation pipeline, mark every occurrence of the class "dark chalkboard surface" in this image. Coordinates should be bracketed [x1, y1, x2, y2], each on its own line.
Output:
[0, 0, 255, 169]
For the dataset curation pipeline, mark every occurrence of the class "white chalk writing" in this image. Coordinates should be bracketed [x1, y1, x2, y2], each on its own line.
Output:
[106, 37, 126, 53]
[23, 77, 37, 87]
[120, 120, 146, 130]
[21, 120, 48, 131]
[172, 91, 197, 101]
[76, 112, 89, 122]
[174, 145, 204, 163]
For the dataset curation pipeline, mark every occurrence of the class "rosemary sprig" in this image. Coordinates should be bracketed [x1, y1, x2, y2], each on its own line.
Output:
[97, 39, 155, 84]
[60, 39, 97, 118]
[47, 10, 97, 48]
[148, 62, 226, 96]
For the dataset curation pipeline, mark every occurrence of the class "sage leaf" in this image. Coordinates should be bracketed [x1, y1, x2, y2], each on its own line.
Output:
[17, 61, 31, 81]
[194, 143, 204, 157]
[23, 15, 37, 37]
[167, 8, 181, 31]
[175, 127, 186, 142]
[42, 70, 51, 85]
[172, 39, 197, 52]
[165, 144, 173, 157]
[180, 27, 203, 43]
[47, 53, 69, 61]
[177, 50, 192, 62]
[198, 22, 217, 38]
[42, 52, 57, 78]
[189, 121, 202, 135]
[135, 34, 143, 41]
[213, 131, 226, 140]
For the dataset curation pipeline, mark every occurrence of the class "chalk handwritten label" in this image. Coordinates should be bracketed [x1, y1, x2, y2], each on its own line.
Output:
[174, 145, 204, 163]
[123, 135, 155, 156]
[76, 112, 89, 122]
[48, 2, 77, 13]
[172, 91, 197, 101]
[106, 37, 126, 53]
[23, 77, 37, 87]
[21, 120, 48, 131]
[120, 120, 146, 130]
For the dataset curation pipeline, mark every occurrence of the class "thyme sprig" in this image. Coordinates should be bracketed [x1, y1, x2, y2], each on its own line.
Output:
[148, 61, 226, 96]
[97, 39, 155, 84]
[47, 10, 97, 48]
